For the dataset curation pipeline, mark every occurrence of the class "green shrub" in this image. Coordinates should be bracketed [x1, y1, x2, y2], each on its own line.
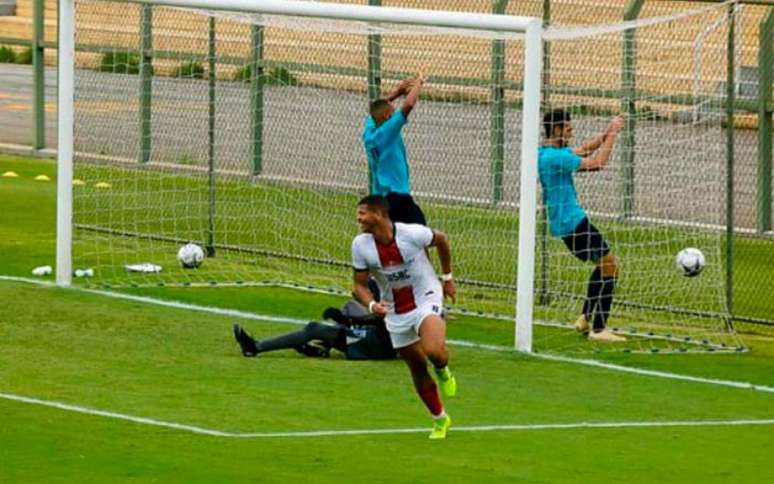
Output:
[233, 64, 252, 82]
[0, 46, 17, 63]
[268, 67, 298, 86]
[172, 61, 204, 79]
[100, 51, 140, 75]
[15, 47, 33, 65]
[233, 64, 299, 87]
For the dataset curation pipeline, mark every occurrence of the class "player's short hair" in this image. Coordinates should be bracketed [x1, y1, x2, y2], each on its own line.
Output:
[544, 108, 571, 138]
[358, 195, 391, 215]
[369, 99, 392, 118]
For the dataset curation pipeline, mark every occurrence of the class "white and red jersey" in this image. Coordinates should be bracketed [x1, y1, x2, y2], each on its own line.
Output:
[351, 223, 442, 316]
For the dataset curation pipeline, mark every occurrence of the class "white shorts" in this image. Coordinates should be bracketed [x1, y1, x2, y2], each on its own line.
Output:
[385, 300, 444, 349]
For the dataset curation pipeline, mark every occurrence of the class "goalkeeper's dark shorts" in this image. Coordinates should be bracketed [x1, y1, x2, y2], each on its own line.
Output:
[386, 192, 426, 226]
[561, 217, 610, 263]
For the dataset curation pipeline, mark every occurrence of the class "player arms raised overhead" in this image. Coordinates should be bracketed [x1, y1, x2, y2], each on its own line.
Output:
[538, 108, 626, 342]
[363, 74, 428, 225]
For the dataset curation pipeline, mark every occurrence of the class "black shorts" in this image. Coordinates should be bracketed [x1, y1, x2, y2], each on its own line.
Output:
[386, 192, 426, 226]
[561, 217, 610, 263]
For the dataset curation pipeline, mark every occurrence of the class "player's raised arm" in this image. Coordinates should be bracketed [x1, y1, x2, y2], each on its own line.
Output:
[579, 115, 625, 172]
[575, 115, 626, 158]
[401, 73, 427, 117]
[384, 78, 412, 102]
[574, 132, 607, 158]
[430, 230, 456, 303]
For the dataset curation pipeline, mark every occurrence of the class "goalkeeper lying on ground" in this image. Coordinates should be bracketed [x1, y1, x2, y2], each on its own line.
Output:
[232, 300, 397, 360]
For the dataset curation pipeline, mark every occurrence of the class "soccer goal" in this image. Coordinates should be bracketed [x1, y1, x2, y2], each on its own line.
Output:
[55, 0, 743, 354]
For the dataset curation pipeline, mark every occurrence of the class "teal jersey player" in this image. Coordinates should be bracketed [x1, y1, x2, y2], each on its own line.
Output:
[362, 73, 428, 226]
[538, 145, 586, 238]
[539, 108, 626, 343]
[363, 110, 410, 196]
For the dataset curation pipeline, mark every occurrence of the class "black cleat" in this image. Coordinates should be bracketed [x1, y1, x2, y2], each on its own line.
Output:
[233, 323, 258, 357]
[294, 343, 331, 358]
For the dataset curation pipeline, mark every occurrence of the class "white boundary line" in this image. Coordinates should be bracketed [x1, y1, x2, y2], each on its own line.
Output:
[1, 391, 773, 439]
[0, 276, 307, 326]
[2, 275, 774, 395]
[529, 353, 774, 393]
[447, 339, 774, 393]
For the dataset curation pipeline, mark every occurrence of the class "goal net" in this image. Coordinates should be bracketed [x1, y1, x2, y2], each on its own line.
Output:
[58, 0, 743, 353]
[534, 1, 744, 353]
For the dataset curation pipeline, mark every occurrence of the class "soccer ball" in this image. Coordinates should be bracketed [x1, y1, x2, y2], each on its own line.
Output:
[177, 243, 204, 269]
[676, 248, 705, 277]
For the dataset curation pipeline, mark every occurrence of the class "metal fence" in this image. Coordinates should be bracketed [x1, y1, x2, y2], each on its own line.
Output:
[0, 0, 771, 327]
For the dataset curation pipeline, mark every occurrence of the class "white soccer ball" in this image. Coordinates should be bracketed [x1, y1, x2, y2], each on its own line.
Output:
[676, 248, 705, 277]
[177, 243, 204, 269]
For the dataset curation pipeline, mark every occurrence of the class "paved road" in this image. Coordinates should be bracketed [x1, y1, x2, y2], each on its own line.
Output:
[0, 63, 768, 230]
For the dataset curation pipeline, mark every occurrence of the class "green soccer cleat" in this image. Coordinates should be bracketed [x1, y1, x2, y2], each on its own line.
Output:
[436, 366, 457, 398]
[429, 414, 452, 440]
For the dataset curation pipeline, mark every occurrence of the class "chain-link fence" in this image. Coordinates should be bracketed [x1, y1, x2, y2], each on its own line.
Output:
[0, 0, 771, 328]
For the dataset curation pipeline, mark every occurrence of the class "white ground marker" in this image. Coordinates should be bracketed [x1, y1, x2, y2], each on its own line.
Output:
[2, 391, 773, 439]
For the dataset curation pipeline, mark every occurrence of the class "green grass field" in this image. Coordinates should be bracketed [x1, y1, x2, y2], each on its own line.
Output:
[5, 153, 772, 351]
[1, 154, 774, 482]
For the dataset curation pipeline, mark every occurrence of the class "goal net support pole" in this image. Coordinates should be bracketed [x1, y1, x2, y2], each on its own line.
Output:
[516, 20, 543, 353]
[56, 0, 76, 287]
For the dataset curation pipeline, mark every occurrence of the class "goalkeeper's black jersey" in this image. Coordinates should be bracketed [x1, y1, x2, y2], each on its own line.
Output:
[344, 323, 396, 360]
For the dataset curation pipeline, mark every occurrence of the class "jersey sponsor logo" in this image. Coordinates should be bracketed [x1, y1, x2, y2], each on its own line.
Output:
[385, 269, 410, 283]
[375, 237, 416, 314]
[346, 327, 368, 345]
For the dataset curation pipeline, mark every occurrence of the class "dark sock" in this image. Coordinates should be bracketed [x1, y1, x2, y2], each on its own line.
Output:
[592, 277, 617, 332]
[583, 267, 603, 321]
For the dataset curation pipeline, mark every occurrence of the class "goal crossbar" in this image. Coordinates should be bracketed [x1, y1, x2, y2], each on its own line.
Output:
[130, 0, 539, 34]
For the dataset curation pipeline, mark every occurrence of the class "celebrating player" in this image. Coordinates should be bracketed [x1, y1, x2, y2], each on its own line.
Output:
[351, 195, 457, 439]
[363, 74, 427, 225]
[538, 109, 626, 342]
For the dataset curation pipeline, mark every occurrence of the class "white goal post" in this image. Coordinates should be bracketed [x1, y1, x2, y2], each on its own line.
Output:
[55, 0, 544, 351]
